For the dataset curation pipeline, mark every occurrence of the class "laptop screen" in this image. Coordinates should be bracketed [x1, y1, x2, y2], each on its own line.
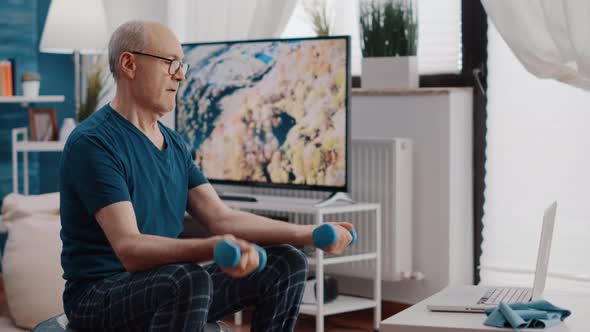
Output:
[531, 202, 557, 300]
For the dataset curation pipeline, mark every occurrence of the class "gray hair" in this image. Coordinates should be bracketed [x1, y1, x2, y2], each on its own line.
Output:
[108, 20, 149, 81]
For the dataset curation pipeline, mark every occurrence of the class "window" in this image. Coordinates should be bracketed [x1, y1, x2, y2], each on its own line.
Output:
[281, 0, 462, 76]
[481, 23, 590, 293]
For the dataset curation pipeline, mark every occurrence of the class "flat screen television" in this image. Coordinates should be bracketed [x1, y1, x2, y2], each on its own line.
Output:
[176, 36, 351, 194]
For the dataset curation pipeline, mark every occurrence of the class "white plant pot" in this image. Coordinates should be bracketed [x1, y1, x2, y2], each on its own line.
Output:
[59, 118, 76, 141]
[22, 81, 40, 97]
[361, 56, 418, 89]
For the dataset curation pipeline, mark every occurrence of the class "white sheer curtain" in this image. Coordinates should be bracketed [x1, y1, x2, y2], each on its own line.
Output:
[170, 0, 296, 43]
[481, 0, 590, 293]
[482, 0, 590, 91]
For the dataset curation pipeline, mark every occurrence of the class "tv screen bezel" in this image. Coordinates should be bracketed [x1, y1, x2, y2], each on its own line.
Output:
[176, 35, 351, 193]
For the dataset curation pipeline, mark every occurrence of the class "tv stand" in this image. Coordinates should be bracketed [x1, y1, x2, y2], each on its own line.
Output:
[314, 192, 355, 208]
[220, 195, 381, 332]
[218, 194, 258, 202]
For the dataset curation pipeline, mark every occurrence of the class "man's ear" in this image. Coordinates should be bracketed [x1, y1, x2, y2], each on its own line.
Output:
[118, 52, 136, 80]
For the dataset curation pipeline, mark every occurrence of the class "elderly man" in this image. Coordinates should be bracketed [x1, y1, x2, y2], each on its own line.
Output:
[59, 20, 354, 332]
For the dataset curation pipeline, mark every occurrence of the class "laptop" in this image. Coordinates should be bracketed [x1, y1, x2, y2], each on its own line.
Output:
[427, 202, 557, 313]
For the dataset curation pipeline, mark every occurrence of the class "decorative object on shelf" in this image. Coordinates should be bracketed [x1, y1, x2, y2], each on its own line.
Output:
[59, 117, 76, 142]
[39, 0, 108, 121]
[303, 0, 334, 36]
[28, 108, 58, 141]
[21, 72, 40, 97]
[359, 0, 418, 89]
[1, 59, 15, 96]
[302, 275, 339, 304]
[78, 55, 105, 122]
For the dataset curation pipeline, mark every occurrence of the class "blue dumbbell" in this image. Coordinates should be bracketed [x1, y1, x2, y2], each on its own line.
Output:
[312, 224, 357, 249]
[213, 240, 267, 273]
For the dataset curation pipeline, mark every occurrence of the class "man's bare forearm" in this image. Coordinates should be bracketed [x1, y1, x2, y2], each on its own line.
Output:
[209, 209, 316, 246]
[117, 234, 216, 272]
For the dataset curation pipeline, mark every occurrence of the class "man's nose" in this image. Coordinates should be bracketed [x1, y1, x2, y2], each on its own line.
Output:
[173, 67, 186, 81]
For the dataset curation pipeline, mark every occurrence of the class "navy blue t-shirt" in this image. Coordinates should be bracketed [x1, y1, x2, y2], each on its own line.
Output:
[59, 104, 208, 312]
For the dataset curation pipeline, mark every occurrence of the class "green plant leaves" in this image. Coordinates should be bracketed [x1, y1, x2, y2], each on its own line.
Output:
[303, 0, 332, 36]
[360, 0, 418, 57]
[78, 66, 102, 122]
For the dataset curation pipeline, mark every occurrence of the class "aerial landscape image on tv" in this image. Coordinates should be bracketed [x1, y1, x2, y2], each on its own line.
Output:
[176, 38, 348, 188]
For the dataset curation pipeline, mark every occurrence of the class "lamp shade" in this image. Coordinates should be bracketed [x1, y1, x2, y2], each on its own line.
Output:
[40, 0, 108, 54]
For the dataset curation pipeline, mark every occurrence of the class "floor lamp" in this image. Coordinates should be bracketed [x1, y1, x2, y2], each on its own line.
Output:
[39, 0, 109, 121]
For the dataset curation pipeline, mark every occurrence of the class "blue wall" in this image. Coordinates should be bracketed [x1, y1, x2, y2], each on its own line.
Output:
[0, 0, 75, 202]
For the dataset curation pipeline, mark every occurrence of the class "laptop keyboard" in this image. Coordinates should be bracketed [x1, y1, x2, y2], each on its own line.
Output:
[477, 287, 532, 305]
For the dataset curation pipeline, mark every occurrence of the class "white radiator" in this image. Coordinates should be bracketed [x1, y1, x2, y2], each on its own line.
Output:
[217, 138, 413, 282]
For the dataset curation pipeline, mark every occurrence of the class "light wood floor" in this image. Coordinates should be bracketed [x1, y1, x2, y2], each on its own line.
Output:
[221, 303, 409, 332]
[0, 278, 408, 331]
[0, 278, 9, 318]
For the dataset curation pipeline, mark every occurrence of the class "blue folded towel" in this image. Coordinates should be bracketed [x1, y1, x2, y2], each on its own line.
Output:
[484, 300, 571, 329]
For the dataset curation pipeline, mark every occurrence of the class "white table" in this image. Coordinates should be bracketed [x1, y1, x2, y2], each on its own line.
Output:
[380, 285, 589, 332]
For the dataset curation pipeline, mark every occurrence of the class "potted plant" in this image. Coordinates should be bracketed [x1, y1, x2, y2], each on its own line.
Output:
[21, 72, 41, 97]
[303, 0, 334, 36]
[359, 0, 418, 89]
[78, 60, 104, 122]
[60, 56, 106, 140]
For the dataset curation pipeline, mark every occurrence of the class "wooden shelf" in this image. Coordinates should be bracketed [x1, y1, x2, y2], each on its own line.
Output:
[223, 194, 379, 214]
[13, 141, 65, 152]
[0, 95, 65, 105]
[351, 87, 472, 96]
[307, 252, 378, 266]
[300, 295, 378, 316]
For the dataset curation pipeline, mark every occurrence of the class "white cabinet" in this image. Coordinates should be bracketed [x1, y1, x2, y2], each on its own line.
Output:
[349, 88, 473, 303]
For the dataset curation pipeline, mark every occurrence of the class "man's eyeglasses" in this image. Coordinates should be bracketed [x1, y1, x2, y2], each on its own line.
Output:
[129, 51, 189, 75]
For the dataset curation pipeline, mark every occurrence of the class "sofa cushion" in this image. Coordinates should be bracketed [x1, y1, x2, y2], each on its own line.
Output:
[0, 315, 27, 331]
[2, 215, 64, 330]
[1, 193, 59, 222]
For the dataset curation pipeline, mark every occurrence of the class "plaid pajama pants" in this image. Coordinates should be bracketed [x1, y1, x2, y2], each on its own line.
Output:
[65, 244, 309, 332]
